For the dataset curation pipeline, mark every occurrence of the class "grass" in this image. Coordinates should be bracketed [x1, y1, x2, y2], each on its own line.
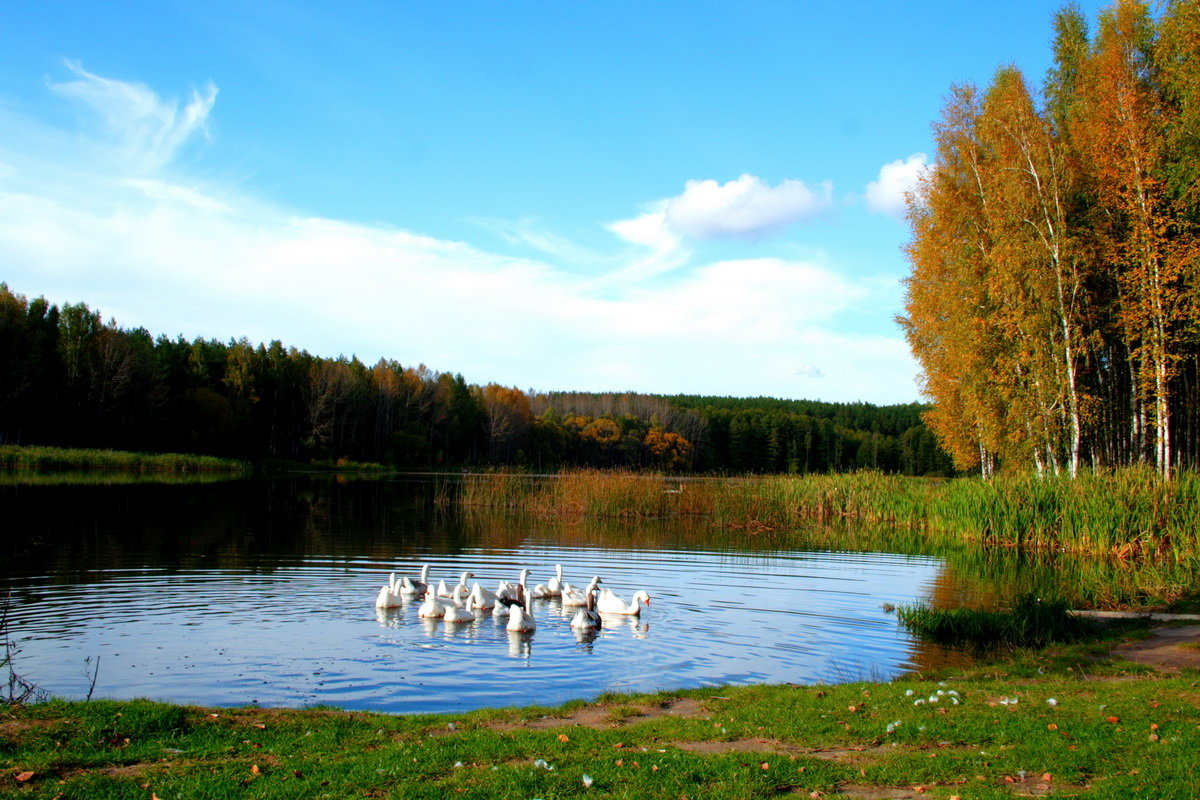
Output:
[2, 642, 1197, 799]
[896, 593, 1090, 650]
[0, 445, 250, 479]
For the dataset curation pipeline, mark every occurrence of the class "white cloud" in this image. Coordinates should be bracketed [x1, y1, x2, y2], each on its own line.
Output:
[0, 64, 920, 404]
[795, 364, 825, 379]
[864, 154, 927, 219]
[49, 60, 216, 173]
[603, 173, 833, 282]
[665, 174, 831, 239]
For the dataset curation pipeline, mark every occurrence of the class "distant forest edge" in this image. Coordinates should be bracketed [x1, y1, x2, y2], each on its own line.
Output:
[0, 284, 953, 475]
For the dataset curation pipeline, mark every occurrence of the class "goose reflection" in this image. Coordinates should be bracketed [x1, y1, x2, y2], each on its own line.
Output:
[599, 613, 651, 638]
[507, 630, 533, 660]
[572, 626, 599, 648]
[375, 608, 403, 628]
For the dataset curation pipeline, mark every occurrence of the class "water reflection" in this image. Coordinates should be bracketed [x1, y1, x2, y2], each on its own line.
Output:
[2, 475, 1132, 713]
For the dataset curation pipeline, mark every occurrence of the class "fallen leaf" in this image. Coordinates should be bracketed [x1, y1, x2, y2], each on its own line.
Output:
[847, 705, 857, 712]
[1047, 723, 1059, 731]
[614, 742, 624, 749]
[1042, 773, 1052, 781]
[760, 762, 769, 770]
[1150, 723, 1159, 730]
[614, 759, 624, 766]
[1149, 733, 1160, 742]
[651, 765, 659, 772]
[253, 724, 266, 730]
[1106, 716, 1120, 724]
[558, 734, 570, 743]
[15, 772, 34, 783]
[250, 765, 260, 776]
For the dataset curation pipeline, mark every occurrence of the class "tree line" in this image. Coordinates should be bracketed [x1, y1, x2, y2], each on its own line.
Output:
[0, 283, 952, 474]
[902, 0, 1200, 477]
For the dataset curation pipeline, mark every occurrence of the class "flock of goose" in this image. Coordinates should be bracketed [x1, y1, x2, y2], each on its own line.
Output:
[374, 564, 651, 633]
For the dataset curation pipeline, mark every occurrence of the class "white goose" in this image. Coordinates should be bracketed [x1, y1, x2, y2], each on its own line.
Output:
[469, 581, 500, 610]
[506, 570, 536, 632]
[562, 576, 602, 607]
[418, 589, 446, 619]
[398, 564, 431, 597]
[547, 564, 566, 596]
[597, 588, 651, 615]
[420, 585, 468, 618]
[506, 600, 536, 632]
[533, 564, 566, 598]
[570, 577, 603, 630]
[443, 595, 477, 624]
[438, 571, 474, 599]
[375, 573, 403, 608]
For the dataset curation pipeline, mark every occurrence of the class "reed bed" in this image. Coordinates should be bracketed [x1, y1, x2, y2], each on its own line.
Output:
[458, 468, 1200, 561]
[896, 592, 1086, 649]
[0, 445, 250, 476]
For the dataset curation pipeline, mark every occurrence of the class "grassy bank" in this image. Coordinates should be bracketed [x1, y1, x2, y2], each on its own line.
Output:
[459, 468, 1200, 560]
[2, 644, 1194, 799]
[0, 445, 250, 478]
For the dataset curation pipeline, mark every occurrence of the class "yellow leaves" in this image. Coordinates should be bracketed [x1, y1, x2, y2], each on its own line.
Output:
[557, 733, 570, 743]
[14, 771, 34, 783]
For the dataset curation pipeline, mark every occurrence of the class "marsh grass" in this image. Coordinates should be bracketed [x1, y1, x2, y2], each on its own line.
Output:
[896, 593, 1089, 649]
[0, 445, 250, 478]
[460, 468, 1200, 560]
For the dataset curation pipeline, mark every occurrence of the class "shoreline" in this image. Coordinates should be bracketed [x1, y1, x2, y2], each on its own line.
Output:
[4, 629, 1198, 798]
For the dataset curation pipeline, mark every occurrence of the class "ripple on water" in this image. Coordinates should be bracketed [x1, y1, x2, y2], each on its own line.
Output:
[5, 537, 952, 713]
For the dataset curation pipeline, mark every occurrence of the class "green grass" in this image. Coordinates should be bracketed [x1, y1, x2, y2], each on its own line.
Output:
[896, 593, 1090, 650]
[2, 645, 1198, 799]
[0, 445, 250, 480]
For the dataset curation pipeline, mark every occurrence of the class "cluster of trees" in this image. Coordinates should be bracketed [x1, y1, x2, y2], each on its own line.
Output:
[0, 283, 953, 474]
[902, 0, 1200, 477]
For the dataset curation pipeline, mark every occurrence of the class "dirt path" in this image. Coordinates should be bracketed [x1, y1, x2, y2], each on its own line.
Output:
[1114, 624, 1200, 672]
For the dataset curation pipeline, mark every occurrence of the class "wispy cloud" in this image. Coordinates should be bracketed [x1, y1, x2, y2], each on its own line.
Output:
[864, 154, 927, 219]
[48, 59, 216, 173]
[0, 64, 919, 403]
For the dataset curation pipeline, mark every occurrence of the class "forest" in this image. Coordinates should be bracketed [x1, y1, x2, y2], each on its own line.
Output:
[902, 0, 1200, 478]
[0, 283, 953, 475]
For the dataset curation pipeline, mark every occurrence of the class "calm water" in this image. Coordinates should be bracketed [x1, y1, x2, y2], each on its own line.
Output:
[3, 476, 977, 714]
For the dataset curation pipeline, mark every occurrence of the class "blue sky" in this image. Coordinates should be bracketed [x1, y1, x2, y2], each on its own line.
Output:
[0, 1, 1107, 404]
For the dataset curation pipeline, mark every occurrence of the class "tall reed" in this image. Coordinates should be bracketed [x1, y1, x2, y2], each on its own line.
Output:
[457, 468, 1200, 561]
[0, 445, 250, 476]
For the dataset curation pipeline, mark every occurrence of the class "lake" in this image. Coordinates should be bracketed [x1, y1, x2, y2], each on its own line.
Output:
[3, 475, 991, 714]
